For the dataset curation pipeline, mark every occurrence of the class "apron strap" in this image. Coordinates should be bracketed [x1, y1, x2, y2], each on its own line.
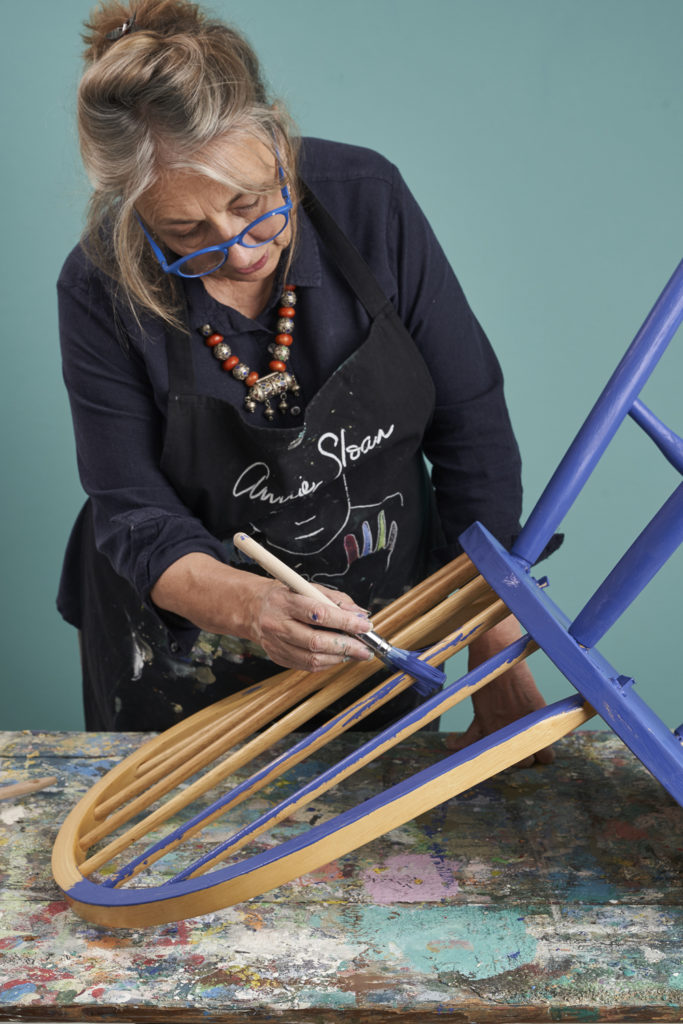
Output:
[299, 181, 393, 320]
[165, 291, 195, 394]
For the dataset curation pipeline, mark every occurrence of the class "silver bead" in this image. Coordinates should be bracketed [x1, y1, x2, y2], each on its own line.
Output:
[200, 324, 214, 337]
[273, 345, 290, 361]
[277, 317, 294, 333]
[232, 362, 250, 381]
[281, 290, 296, 306]
[213, 342, 232, 360]
[244, 398, 257, 413]
[264, 402, 276, 420]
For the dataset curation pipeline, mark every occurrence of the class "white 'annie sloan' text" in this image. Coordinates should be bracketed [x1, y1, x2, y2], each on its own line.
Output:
[317, 424, 395, 479]
[231, 424, 395, 505]
[232, 463, 323, 505]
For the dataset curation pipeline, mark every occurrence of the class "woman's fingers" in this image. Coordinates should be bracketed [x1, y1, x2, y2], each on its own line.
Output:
[250, 581, 374, 671]
[312, 582, 370, 618]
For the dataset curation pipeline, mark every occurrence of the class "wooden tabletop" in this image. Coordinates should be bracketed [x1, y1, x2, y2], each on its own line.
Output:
[1, 727, 682, 1022]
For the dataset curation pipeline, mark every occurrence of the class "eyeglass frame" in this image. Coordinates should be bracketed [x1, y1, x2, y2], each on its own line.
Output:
[135, 165, 293, 279]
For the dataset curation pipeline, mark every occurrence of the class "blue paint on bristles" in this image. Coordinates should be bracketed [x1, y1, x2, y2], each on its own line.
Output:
[362, 636, 446, 697]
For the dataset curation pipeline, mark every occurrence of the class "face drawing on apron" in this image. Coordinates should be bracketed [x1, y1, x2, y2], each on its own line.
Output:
[231, 421, 404, 578]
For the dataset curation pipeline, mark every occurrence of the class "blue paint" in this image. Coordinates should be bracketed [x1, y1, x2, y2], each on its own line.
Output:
[378, 645, 445, 697]
[0, 983, 37, 1003]
[629, 399, 683, 473]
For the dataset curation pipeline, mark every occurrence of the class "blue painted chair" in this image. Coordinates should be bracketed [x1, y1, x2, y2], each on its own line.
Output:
[460, 258, 683, 805]
[53, 261, 683, 927]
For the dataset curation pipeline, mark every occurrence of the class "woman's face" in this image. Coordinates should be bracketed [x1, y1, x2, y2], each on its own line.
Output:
[137, 138, 292, 285]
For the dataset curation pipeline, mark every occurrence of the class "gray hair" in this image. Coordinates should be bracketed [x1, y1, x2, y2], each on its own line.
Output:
[78, 0, 299, 327]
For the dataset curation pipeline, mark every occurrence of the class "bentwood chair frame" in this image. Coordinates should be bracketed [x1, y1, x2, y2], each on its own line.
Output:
[52, 259, 683, 928]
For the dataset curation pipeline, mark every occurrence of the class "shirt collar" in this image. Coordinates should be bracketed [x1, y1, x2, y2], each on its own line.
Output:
[185, 200, 321, 334]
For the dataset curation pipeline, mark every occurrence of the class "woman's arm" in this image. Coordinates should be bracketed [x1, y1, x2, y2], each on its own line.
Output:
[150, 552, 374, 671]
[59, 259, 374, 669]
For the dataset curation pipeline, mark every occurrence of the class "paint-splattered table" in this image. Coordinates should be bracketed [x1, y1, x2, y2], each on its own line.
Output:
[1, 728, 682, 1022]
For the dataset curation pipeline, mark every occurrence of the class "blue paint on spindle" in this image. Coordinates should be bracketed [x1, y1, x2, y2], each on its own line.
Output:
[629, 400, 683, 474]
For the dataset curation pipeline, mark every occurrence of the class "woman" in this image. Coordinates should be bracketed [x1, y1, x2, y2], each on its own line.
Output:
[58, 0, 553, 761]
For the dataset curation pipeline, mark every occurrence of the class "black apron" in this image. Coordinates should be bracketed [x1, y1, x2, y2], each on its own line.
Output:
[77, 186, 442, 731]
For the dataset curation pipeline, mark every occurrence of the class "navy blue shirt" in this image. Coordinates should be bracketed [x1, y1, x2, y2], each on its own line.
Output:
[57, 138, 522, 628]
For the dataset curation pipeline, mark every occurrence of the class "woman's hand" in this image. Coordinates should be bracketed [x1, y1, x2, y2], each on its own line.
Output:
[150, 552, 374, 672]
[445, 615, 555, 767]
[244, 576, 374, 671]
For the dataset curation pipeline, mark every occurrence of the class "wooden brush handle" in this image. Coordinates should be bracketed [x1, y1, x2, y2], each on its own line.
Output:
[234, 533, 340, 609]
[0, 776, 57, 801]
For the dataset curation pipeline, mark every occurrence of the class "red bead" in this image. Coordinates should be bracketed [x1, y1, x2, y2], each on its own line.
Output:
[275, 333, 293, 346]
[206, 333, 224, 347]
[278, 306, 296, 318]
[269, 360, 286, 372]
[284, 283, 296, 291]
[245, 371, 259, 387]
[223, 355, 239, 371]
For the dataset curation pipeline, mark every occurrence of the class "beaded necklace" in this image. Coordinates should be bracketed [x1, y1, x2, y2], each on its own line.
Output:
[199, 284, 302, 420]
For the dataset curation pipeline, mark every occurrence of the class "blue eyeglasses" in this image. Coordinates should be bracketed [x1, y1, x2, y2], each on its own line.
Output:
[136, 168, 292, 279]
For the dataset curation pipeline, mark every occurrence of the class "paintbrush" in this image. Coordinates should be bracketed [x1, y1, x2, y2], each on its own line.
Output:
[233, 532, 446, 696]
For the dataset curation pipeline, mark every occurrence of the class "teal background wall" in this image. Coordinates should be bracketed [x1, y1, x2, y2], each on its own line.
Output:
[1, 0, 681, 733]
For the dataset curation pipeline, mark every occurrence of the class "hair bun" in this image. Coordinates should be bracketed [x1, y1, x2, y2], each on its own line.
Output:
[82, 0, 205, 63]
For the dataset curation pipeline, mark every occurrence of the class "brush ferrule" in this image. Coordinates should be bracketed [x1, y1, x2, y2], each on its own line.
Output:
[358, 630, 395, 665]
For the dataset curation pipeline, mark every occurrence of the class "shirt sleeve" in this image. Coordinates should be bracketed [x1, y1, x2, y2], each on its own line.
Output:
[385, 166, 523, 558]
[58, 264, 229, 605]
